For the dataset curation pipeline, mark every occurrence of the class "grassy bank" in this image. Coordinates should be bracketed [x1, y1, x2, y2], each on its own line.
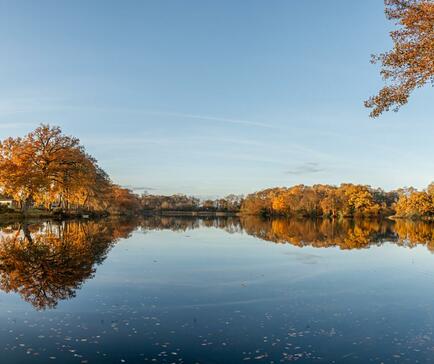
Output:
[0, 208, 109, 223]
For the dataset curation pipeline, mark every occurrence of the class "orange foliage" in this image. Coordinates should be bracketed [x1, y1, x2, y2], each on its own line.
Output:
[366, 0, 434, 117]
[0, 125, 140, 215]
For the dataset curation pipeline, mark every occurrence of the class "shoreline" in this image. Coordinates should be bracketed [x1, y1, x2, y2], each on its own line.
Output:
[2, 209, 434, 223]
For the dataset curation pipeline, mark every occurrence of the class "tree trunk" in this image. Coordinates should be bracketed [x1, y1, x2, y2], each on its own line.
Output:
[21, 195, 32, 216]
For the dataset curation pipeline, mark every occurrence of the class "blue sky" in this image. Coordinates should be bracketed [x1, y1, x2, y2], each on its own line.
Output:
[0, 0, 433, 197]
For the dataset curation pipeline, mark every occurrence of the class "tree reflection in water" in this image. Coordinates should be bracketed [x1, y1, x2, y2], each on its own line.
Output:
[138, 216, 434, 251]
[239, 217, 396, 249]
[1, 216, 434, 310]
[0, 219, 137, 310]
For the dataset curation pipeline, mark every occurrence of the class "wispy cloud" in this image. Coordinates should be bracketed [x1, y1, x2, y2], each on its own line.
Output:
[83, 135, 174, 147]
[58, 105, 277, 130]
[0, 99, 275, 130]
[142, 111, 276, 129]
[206, 152, 289, 165]
[123, 185, 157, 192]
[285, 162, 324, 175]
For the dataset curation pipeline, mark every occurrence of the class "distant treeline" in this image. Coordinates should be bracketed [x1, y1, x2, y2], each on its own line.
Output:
[140, 194, 242, 213]
[138, 183, 434, 220]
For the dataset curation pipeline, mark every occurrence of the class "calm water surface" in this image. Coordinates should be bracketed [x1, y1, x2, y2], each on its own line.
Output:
[1, 217, 434, 363]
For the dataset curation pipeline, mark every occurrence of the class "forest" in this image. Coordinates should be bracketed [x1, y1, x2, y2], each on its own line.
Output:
[241, 184, 434, 219]
[1, 125, 434, 220]
[140, 184, 434, 219]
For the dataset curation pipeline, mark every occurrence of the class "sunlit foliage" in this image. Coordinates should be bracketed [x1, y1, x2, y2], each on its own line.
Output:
[366, 0, 434, 117]
[395, 184, 434, 218]
[241, 184, 398, 218]
[0, 125, 141, 215]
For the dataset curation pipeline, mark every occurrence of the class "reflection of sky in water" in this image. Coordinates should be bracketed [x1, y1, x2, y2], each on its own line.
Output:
[1, 222, 434, 362]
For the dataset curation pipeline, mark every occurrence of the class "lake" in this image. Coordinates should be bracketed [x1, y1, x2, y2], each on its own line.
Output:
[1, 216, 434, 363]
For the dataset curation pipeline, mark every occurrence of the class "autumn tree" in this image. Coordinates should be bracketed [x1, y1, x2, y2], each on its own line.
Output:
[365, 0, 434, 117]
[108, 185, 141, 215]
[340, 184, 382, 216]
[0, 136, 44, 210]
[319, 186, 343, 217]
[0, 124, 137, 215]
[395, 189, 434, 217]
[0, 125, 87, 210]
[240, 188, 280, 216]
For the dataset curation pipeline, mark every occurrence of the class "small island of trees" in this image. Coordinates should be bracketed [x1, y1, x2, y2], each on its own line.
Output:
[240, 184, 434, 220]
